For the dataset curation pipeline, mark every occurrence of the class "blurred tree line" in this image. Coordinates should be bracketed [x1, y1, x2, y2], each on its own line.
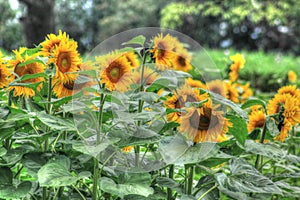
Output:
[1, 0, 300, 54]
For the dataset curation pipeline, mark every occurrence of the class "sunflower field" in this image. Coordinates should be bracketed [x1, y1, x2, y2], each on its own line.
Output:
[0, 28, 299, 200]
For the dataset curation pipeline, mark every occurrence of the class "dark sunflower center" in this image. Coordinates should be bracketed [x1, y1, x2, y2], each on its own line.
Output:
[63, 81, 74, 90]
[189, 107, 219, 130]
[14, 64, 35, 83]
[177, 56, 186, 66]
[255, 120, 265, 128]
[210, 86, 223, 96]
[175, 95, 197, 109]
[57, 52, 71, 73]
[107, 61, 124, 83]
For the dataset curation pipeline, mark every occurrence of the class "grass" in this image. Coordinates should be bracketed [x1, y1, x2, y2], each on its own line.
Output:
[198, 48, 300, 92]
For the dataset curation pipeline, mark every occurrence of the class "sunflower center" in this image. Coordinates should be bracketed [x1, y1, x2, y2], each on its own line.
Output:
[210, 87, 223, 96]
[189, 107, 219, 130]
[63, 81, 74, 90]
[254, 120, 265, 128]
[175, 95, 197, 109]
[14, 64, 35, 83]
[57, 52, 71, 73]
[177, 56, 186, 66]
[106, 61, 125, 83]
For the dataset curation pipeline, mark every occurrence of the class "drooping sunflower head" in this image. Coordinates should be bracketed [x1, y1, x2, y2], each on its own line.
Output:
[207, 79, 226, 97]
[8, 49, 45, 98]
[151, 34, 176, 69]
[247, 109, 266, 133]
[178, 102, 232, 143]
[49, 39, 81, 83]
[40, 30, 70, 56]
[164, 84, 205, 123]
[122, 51, 140, 68]
[96, 51, 132, 92]
[288, 70, 297, 83]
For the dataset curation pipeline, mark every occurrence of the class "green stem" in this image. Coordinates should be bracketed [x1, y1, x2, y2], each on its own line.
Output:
[92, 92, 105, 200]
[73, 184, 87, 200]
[42, 187, 47, 200]
[255, 122, 267, 171]
[167, 164, 174, 200]
[187, 165, 194, 195]
[47, 75, 52, 114]
[197, 185, 217, 200]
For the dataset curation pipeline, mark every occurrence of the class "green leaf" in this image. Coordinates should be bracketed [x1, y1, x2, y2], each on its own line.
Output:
[265, 116, 279, 137]
[38, 155, 91, 187]
[241, 99, 266, 110]
[17, 56, 47, 67]
[244, 140, 286, 160]
[0, 181, 32, 199]
[156, 177, 183, 194]
[99, 177, 153, 198]
[72, 140, 112, 158]
[227, 115, 248, 145]
[209, 91, 248, 120]
[216, 158, 283, 196]
[22, 152, 48, 173]
[146, 78, 171, 92]
[0, 167, 12, 185]
[122, 35, 146, 46]
[37, 111, 76, 131]
[132, 92, 159, 104]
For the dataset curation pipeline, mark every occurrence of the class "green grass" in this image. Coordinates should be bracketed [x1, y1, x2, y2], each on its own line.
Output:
[197, 48, 300, 92]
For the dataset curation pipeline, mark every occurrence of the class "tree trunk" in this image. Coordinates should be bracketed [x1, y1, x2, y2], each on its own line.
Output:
[19, 0, 55, 47]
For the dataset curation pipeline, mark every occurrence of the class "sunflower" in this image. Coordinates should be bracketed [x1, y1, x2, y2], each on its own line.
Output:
[49, 40, 81, 83]
[185, 77, 207, 89]
[267, 93, 290, 115]
[234, 83, 253, 103]
[164, 84, 205, 123]
[122, 146, 134, 153]
[288, 70, 297, 83]
[172, 49, 192, 72]
[277, 85, 300, 98]
[97, 51, 132, 92]
[229, 53, 245, 82]
[207, 79, 226, 97]
[123, 51, 140, 68]
[40, 30, 70, 56]
[151, 34, 176, 70]
[224, 81, 239, 103]
[0, 55, 11, 89]
[52, 77, 91, 98]
[132, 66, 160, 86]
[178, 100, 232, 143]
[275, 123, 291, 142]
[283, 97, 300, 126]
[8, 48, 44, 98]
[247, 110, 266, 132]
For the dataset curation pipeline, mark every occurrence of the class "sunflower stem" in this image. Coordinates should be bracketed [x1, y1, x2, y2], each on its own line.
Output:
[92, 92, 105, 200]
[47, 75, 52, 114]
[167, 164, 174, 200]
[197, 184, 217, 200]
[255, 122, 267, 171]
[187, 165, 194, 195]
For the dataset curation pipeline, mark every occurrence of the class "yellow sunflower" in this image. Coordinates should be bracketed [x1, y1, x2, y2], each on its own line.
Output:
[234, 83, 253, 103]
[122, 146, 134, 153]
[97, 51, 132, 92]
[0, 55, 11, 89]
[49, 40, 81, 83]
[283, 96, 300, 126]
[275, 123, 291, 142]
[132, 67, 160, 86]
[207, 79, 226, 97]
[151, 34, 176, 70]
[172, 49, 192, 72]
[277, 85, 300, 98]
[40, 30, 70, 57]
[123, 51, 140, 68]
[164, 84, 205, 123]
[225, 81, 239, 103]
[185, 77, 207, 89]
[247, 110, 266, 132]
[288, 70, 297, 83]
[229, 53, 245, 82]
[178, 100, 232, 143]
[8, 48, 44, 98]
[267, 93, 290, 115]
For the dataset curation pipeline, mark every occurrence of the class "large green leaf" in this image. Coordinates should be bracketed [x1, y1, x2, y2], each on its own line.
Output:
[99, 177, 153, 198]
[38, 155, 91, 187]
[244, 140, 286, 160]
[72, 139, 112, 158]
[156, 177, 183, 194]
[216, 158, 282, 198]
[37, 111, 76, 131]
[227, 115, 248, 145]
[158, 135, 219, 165]
[122, 35, 146, 46]
[241, 99, 266, 110]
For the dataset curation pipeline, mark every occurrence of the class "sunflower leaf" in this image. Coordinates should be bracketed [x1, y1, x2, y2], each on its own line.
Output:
[17, 56, 48, 67]
[226, 115, 248, 145]
[122, 35, 146, 47]
[241, 99, 266, 110]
